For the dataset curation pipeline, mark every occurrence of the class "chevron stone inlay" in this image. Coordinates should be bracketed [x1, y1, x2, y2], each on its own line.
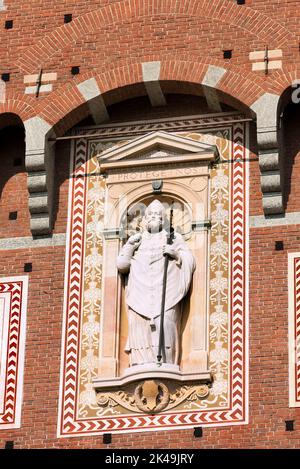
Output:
[296, 259, 300, 402]
[0, 277, 28, 429]
[288, 254, 300, 407]
[62, 139, 87, 433]
[58, 123, 249, 437]
[230, 124, 246, 420]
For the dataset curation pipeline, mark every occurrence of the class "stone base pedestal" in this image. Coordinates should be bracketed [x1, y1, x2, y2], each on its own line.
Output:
[93, 365, 213, 415]
[93, 364, 212, 389]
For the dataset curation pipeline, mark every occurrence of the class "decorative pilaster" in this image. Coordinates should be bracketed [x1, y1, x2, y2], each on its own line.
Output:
[98, 234, 120, 378]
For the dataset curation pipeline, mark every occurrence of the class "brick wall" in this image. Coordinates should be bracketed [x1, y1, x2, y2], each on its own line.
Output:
[1, 0, 300, 448]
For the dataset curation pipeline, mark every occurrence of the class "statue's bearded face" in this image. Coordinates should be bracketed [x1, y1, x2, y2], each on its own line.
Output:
[145, 208, 164, 233]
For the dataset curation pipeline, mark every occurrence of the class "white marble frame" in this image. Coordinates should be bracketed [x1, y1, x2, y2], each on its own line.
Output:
[57, 122, 249, 437]
[0, 276, 28, 429]
[288, 252, 300, 407]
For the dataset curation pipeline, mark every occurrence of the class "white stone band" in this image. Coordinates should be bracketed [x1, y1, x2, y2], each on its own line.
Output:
[0, 233, 66, 250]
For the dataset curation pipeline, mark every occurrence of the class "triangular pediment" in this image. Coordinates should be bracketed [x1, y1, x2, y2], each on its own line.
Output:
[97, 131, 217, 165]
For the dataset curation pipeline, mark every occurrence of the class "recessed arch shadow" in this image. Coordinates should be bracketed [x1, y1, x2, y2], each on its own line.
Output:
[0, 113, 28, 236]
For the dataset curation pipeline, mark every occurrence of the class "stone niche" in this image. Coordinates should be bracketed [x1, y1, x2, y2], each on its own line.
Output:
[92, 131, 216, 413]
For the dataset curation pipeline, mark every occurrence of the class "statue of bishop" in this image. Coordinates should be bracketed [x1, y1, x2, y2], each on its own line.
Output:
[117, 199, 195, 367]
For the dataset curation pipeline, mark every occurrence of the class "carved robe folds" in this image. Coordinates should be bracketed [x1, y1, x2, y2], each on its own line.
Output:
[117, 229, 196, 366]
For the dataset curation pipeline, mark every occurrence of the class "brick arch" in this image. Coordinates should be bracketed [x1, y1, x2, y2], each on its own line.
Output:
[273, 77, 300, 133]
[35, 58, 270, 136]
[38, 64, 144, 134]
[16, 0, 295, 74]
[0, 98, 35, 124]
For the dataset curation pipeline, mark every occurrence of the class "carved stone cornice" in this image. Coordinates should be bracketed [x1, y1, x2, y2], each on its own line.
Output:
[70, 112, 249, 140]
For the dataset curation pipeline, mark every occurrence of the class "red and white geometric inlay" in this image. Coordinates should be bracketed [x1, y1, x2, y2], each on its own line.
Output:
[288, 253, 300, 407]
[58, 125, 249, 437]
[230, 124, 248, 422]
[0, 276, 28, 429]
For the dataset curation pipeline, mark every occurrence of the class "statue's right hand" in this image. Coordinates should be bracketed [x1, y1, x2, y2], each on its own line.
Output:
[128, 233, 142, 247]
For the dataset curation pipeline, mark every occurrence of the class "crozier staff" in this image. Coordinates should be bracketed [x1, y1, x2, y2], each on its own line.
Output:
[157, 202, 174, 365]
[117, 199, 195, 366]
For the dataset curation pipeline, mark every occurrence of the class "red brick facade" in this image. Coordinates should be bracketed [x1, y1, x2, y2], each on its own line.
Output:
[0, 0, 300, 448]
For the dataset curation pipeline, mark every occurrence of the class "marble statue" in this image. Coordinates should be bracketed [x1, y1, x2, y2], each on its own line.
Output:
[117, 199, 195, 367]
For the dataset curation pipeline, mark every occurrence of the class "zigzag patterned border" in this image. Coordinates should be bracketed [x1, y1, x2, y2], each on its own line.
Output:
[288, 253, 300, 407]
[58, 124, 249, 437]
[71, 113, 247, 139]
[0, 276, 28, 429]
[296, 259, 300, 403]
[58, 139, 88, 433]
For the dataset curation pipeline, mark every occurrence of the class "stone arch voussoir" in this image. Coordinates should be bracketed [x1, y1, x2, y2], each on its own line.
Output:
[36, 59, 269, 136]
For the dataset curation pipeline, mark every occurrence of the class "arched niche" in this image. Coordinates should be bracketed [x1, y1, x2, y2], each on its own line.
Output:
[0, 113, 30, 237]
[94, 130, 216, 387]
